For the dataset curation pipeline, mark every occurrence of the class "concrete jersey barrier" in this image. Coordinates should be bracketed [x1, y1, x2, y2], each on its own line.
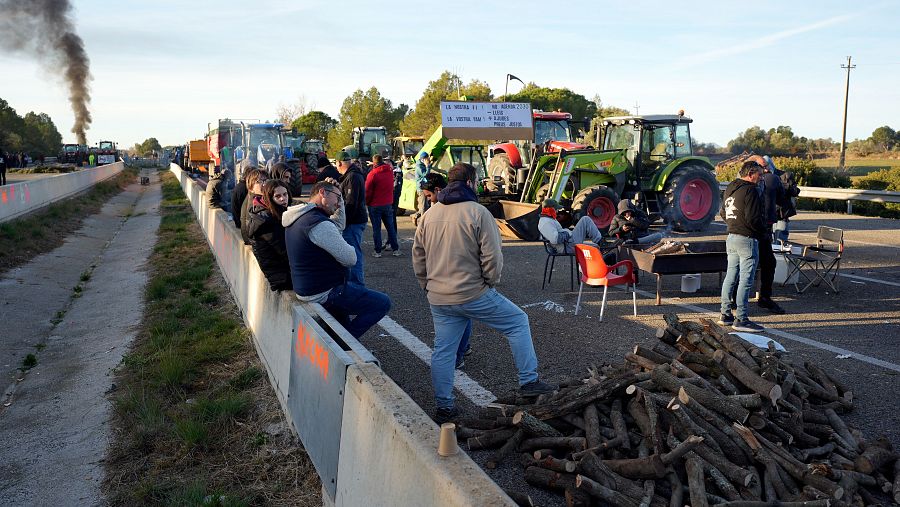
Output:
[168, 163, 513, 506]
[0, 162, 124, 223]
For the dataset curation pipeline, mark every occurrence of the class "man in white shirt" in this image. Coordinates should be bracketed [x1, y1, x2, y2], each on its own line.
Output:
[537, 198, 603, 254]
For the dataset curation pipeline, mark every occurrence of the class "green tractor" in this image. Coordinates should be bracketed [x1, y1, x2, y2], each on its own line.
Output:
[493, 113, 720, 239]
[342, 127, 392, 169]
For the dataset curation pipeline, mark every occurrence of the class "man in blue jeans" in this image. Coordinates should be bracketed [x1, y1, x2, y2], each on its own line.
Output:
[719, 160, 765, 332]
[283, 180, 390, 338]
[413, 163, 555, 424]
[336, 151, 368, 285]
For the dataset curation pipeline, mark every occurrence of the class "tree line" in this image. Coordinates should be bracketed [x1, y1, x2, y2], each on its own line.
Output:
[725, 124, 900, 157]
[0, 97, 64, 157]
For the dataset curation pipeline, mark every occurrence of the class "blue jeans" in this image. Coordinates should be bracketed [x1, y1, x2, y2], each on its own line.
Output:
[323, 281, 391, 338]
[429, 288, 539, 409]
[720, 234, 759, 321]
[342, 222, 366, 285]
[774, 220, 789, 242]
[456, 320, 472, 365]
[368, 205, 399, 252]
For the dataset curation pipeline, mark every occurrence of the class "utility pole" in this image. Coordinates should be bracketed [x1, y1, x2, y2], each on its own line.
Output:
[634, 102, 640, 116]
[838, 56, 855, 170]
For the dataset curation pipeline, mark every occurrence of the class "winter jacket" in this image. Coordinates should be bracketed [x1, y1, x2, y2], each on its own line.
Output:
[283, 202, 356, 299]
[206, 171, 230, 211]
[759, 171, 785, 226]
[364, 163, 394, 207]
[240, 193, 257, 245]
[776, 169, 799, 220]
[246, 196, 292, 291]
[413, 181, 503, 306]
[340, 164, 368, 225]
[231, 180, 248, 229]
[415, 160, 431, 189]
[316, 163, 341, 183]
[721, 178, 764, 239]
[608, 200, 652, 241]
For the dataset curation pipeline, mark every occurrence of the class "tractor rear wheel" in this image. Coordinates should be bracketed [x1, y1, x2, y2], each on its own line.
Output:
[661, 164, 720, 231]
[572, 186, 619, 232]
[287, 160, 304, 196]
[488, 153, 517, 192]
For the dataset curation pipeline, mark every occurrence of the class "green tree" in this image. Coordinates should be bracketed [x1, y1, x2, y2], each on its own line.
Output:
[326, 87, 407, 155]
[0, 98, 26, 151]
[506, 84, 597, 122]
[399, 71, 493, 137]
[870, 126, 897, 152]
[134, 137, 162, 156]
[22, 112, 63, 157]
[291, 111, 337, 146]
[727, 126, 770, 155]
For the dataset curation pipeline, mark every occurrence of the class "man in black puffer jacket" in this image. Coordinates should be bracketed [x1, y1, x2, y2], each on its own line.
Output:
[719, 160, 765, 332]
[336, 151, 367, 285]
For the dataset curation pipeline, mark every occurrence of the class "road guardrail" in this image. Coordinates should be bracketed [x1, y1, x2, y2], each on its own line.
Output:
[718, 182, 900, 213]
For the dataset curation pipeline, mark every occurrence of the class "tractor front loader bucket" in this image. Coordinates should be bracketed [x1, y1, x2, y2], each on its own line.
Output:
[489, 200, 542, 241]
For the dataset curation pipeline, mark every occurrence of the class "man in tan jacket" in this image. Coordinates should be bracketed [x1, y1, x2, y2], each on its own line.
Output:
[413, 163, 555, 424]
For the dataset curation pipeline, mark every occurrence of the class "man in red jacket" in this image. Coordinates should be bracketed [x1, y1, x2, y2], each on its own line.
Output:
[365, 154, 401, 257]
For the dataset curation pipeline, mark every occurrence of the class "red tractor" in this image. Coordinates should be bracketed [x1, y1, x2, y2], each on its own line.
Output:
[486, 110, 588, 193]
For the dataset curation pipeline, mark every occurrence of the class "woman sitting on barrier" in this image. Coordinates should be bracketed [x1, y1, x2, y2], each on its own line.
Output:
[240, 169, 268, 245]
[247, 179, 293, 291]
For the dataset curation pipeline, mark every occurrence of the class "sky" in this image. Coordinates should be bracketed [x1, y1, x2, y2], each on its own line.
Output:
[2, 0, 898, 150]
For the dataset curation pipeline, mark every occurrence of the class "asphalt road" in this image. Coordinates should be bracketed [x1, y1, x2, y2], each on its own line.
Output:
[355, 209, 900, 503]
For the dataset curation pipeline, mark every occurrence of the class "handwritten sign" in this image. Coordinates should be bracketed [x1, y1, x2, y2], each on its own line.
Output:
[440, 101, 534, 140]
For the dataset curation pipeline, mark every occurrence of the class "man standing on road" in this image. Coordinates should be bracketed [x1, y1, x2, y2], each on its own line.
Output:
[719, 160, 765, 332]
[0, 148, 7, 186]
[335, 151, 368, 285]
[365, 154, 400, 257]
[283, 180, 390, 338]
[415, 152, 433, 217]
[413, 163, 555, 424]
[750, 155, 787, 314]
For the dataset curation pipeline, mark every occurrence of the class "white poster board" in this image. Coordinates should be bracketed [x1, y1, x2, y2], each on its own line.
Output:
[440, 101, 533, 140]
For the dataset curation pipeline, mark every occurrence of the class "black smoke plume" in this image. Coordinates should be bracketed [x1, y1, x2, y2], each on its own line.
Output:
[0, 0, 92, 144]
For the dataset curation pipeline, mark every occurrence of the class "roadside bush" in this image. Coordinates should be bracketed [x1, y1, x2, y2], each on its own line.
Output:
[850, 166, 900, 217]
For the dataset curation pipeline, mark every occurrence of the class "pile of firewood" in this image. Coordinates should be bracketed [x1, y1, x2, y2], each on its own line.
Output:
[459, 314, 900, 507]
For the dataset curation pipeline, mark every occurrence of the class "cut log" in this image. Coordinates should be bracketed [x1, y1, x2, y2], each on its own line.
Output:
[606, 399, 631, 451]
[854, 443, 898, 474]
[583, 403, 602, 449]
[655, 326, 678, 346]
[625, 352, 660, 371]
[576, 452, 650, 501]
[503, 489, 535, 507]
[651, 340, 679, 360]
[564, 487, 591, 507]
[603, 435, 704, 479]
[634, 344, 672, 365]
[519, 436, 586, 453]
[467, 428, 517, 451]
[527, 373, 638, 420]
[709, 501, 832, 507]
[728, 394, 763, 410]
[685, 455, 710, 507]
[651, 366, 749, 423]
[713, 349, 783, 405]
[486, 429, 525, 469]
[534, 455, 578, 474]
[575, 474, 641, 507]
[513, 411, 563, 438]
[824, 408, 859, 453]
[666, 470, 683, 507]
[524, 465, 576, 491]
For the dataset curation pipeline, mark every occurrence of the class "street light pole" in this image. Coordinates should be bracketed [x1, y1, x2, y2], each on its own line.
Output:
[838, 56, 855, 171]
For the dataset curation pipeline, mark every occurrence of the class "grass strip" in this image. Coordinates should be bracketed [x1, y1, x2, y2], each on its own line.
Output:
[104, 170, 320, 506]
[0, 167, 138, 274]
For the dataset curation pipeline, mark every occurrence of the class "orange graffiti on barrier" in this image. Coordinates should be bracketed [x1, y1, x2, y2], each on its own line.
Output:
[295, 323, 329, 379]
[1, 189, 6, 204]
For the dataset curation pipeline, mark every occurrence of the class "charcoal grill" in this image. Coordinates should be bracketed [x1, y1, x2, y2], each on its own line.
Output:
[617, 240, 727, 304]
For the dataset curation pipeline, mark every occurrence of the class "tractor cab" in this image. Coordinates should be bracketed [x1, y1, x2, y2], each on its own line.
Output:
[602, 115, 694, 186]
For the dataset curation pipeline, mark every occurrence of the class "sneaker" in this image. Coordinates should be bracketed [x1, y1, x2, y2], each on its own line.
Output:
[455, 357, 465, 369]
[519, 379, 557, 397]
[757, 298, 786, 314]
[718, 314, 735, 326]
[392, 249, 402, 257]
[434, 406, 459, 425]
[372, 251, 382, 258]
[733, 319, 765, 332]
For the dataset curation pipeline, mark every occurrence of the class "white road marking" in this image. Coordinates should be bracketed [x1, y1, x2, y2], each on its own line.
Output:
[377, 316, 498, 406]
[839, 273, 900, 287]
[632, 288, 900, 374]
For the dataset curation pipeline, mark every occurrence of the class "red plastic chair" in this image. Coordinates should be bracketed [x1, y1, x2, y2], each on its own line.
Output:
[574, 244, 638, 321]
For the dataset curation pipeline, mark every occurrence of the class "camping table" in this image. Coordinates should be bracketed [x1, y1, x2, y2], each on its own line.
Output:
[616, 241, 728, 304]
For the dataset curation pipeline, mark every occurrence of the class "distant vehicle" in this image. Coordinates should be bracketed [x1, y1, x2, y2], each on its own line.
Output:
[96, 141, 118, 165]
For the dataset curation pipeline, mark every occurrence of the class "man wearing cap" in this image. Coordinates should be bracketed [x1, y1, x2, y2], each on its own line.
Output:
[335, 150, 368, 285]
[537, 198, 605, 254]
[415, 151, 433, 216]
[413, 163, 555, 424]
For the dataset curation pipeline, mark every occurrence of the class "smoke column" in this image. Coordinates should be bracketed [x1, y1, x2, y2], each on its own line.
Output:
[0, 0, 93, 144]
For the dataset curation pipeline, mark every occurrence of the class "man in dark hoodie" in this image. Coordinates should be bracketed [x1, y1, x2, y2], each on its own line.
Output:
[335, 150, 368, 285]
[607, 199, 664, 245]
[413, 163, 555, 424]
[752, 155, 787, 314]
[719, 160, 765, 332]
[206, 166, 231, 212]
[283, 180, 391, 338]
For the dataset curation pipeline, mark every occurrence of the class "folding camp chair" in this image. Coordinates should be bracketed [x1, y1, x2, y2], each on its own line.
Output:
[786, 226, 843, 293]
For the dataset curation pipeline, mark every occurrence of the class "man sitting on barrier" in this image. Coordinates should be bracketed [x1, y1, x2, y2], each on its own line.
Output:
[414, 163, 555, 424]
[283, 180, 391, 339]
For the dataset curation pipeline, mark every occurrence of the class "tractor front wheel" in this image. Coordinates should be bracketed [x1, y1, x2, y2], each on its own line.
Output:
[661, 165, 720, 231]
[488, 153, 517, 193]
[572, 186, 619, 232]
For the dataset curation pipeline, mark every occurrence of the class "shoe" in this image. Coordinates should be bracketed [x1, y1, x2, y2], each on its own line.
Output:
[718, 314, 735, 326]
[392, 249, 402, 257]
[434, 406, 459, 425]
[372, 251, 382, 258]
[464, 345, 473, 356]
[455, 358, 465, 369]
[733, 319, 765, 332]
[519, 379, 557, 397]
[757, 298, 786, 314]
